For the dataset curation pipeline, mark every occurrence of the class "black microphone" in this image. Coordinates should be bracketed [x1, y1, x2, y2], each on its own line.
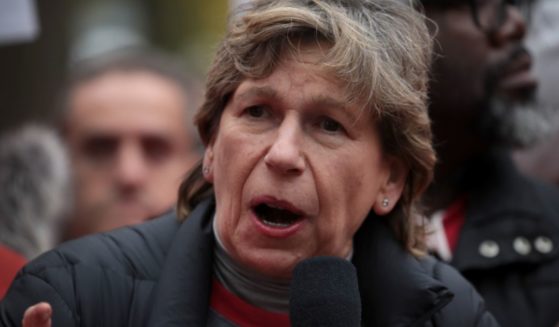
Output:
[290, 256, 362, 327]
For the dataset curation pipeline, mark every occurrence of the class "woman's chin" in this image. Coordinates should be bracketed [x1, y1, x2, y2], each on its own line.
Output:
[237, 249, 304, 280]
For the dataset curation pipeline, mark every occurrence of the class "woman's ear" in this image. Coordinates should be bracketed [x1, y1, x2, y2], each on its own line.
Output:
[373, 156, 408, 216]
[202, 143, 214, 183]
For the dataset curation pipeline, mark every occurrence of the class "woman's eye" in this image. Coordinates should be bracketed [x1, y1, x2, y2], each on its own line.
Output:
[246, 105, 266, 118]
[319, 117, 343, 133]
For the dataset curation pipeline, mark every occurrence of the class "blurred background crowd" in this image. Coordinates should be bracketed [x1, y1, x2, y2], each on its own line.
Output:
[0, 0, 250, 297]
[0, 0, 245, 131]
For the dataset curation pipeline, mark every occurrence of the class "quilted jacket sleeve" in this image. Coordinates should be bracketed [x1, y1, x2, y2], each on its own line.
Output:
[0, 253, 78, 327]
[0, 214, 176, 327]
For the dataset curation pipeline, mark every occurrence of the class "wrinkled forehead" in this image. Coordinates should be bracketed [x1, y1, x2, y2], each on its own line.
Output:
[244, 37, 350, 97]
[242, 42, 348, 99]
[279, 40, 333, 73]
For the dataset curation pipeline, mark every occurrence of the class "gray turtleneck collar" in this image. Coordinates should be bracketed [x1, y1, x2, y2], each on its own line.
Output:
[212, 216, 291, 313]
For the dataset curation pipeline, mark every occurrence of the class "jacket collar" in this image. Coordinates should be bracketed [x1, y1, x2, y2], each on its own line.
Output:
[465, 149, 543, 222]
[451, 149, 559, 271]
[148, 199, 453, 326]
[147, 199, 216, 327]
[353, 214, 453, 326]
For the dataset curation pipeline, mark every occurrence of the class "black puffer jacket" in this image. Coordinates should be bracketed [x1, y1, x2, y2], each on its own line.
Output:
[0, 199, 498, 326]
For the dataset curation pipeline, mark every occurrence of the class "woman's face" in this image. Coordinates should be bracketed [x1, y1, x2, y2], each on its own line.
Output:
[204, 47, 405, 278]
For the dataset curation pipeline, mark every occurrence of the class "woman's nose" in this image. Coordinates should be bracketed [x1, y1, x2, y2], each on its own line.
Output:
[264, 119, 306, 175]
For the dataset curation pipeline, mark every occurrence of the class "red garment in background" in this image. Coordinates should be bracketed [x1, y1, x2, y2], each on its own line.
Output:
[0, 245, 27, 299]
[442, 195, 467, 253]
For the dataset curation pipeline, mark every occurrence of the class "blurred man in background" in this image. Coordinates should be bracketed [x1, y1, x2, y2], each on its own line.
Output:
[514, 0, 559, 187]
[60, 50, 201, 240]
[417, 0, 559, 326]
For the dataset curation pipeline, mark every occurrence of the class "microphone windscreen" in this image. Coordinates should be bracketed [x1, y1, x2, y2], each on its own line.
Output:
[290, 256, 361, 327]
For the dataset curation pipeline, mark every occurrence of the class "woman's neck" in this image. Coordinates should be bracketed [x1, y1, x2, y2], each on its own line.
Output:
[213, 221, 291, 313]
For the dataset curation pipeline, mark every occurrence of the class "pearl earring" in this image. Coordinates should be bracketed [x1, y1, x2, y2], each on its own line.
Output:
[382, 198, 389, 207]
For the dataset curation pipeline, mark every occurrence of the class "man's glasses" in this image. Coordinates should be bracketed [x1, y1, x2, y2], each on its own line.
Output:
[469, 0, 532, 34]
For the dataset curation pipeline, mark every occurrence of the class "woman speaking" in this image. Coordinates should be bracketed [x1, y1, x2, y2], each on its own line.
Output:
[1, 0, 497, 326]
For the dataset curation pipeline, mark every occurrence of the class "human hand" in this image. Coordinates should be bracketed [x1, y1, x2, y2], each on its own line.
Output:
[22, 302, 51, 327]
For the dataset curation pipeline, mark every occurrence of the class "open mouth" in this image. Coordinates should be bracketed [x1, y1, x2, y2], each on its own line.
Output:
[252, 201, 304, 228]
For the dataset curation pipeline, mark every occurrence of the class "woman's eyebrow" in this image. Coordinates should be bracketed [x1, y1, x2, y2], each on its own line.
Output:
[236, 86, 279, 102]
[310, 95, 357, 121]
[235, 86, 357, 120]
